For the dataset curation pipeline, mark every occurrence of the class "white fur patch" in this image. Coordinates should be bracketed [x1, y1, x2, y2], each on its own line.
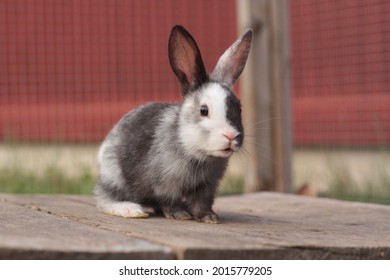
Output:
[97, 198, 149, 218]
[148, 106, 198, 199]
[97, 128, 125, 188]
[179, 83, 239, 158]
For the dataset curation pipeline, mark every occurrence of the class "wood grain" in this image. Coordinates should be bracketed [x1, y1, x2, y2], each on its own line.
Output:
[1, 193, 389, 259]
[0, 198, 173, 259]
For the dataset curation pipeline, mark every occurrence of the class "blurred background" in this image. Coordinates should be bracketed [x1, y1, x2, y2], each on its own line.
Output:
[0, 0, 389, 205]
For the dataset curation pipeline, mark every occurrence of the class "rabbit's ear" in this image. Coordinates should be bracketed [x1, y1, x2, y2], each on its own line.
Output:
[210, 29, 252, 88]
[169, 25, 208, 94]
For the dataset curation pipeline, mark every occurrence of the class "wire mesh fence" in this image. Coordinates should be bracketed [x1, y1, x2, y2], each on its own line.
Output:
[0, 0, 238, 193]
[0, 0, 238, 143]
[290, 0, 390, 147]
[0, 0, 389, 203]
[290, 0, 390, 203]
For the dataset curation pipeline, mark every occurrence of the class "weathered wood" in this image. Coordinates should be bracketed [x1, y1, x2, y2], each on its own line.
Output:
[1, 193, 390, 259]
[238, 0, 292, 192]
[0, 198, 173, 260]
[269, 0, 292, 193]
[237, 0, 260, 193]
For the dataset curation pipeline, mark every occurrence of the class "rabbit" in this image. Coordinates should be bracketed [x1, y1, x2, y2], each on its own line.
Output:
[95, 25, 252, 223]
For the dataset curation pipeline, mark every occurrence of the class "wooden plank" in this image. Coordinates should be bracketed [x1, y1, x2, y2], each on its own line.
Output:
[0, 199, 174, 260]
[1, 193, 390, 259]
[239, 0, 275, 192]
[238, 0, 292, 192]
[269, 0, 292, 192]
[237, 0, 261, 192]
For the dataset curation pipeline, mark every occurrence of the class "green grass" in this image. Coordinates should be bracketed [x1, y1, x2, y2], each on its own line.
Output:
[0, 166, 95, 194]
[2, 160, 389, 207]
[322, 163, 390, 205]
[1, 164, 245, 196]
[218, 175, 245, 196]
[218, 166, 390, 206]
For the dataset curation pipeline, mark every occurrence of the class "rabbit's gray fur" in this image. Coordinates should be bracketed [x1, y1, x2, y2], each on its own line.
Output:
[95, 25, 252, 223]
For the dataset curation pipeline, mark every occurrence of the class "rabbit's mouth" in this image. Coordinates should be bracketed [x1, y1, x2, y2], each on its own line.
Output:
[211, 147, 235, 158]
[219, 147, 234, 156]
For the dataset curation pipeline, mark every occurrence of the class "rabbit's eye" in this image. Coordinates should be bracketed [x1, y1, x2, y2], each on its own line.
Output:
[200, 105, 209, 117]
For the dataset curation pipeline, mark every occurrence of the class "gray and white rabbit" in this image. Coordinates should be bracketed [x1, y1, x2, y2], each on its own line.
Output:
[95, 25, 252, 223]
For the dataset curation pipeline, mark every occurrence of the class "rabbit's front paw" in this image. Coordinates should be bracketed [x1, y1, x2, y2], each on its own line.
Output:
[163, 208, 193, 220]
[195, 212, 219, 224]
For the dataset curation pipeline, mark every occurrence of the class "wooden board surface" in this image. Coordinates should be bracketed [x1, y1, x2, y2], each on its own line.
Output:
[1, 192, 390, 259]
[0, 199, 173, 260]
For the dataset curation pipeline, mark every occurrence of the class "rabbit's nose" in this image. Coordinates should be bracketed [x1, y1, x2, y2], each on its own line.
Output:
[223, 131, 240, 142]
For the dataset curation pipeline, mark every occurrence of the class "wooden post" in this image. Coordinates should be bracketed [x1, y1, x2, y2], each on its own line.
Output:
[237, 0, 292, 193]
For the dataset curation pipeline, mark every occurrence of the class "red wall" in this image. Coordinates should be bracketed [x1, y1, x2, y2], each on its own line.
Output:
[0, 0, 238, 142]
[290, 0, 390, 146]
[1, 0, 390, 146]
